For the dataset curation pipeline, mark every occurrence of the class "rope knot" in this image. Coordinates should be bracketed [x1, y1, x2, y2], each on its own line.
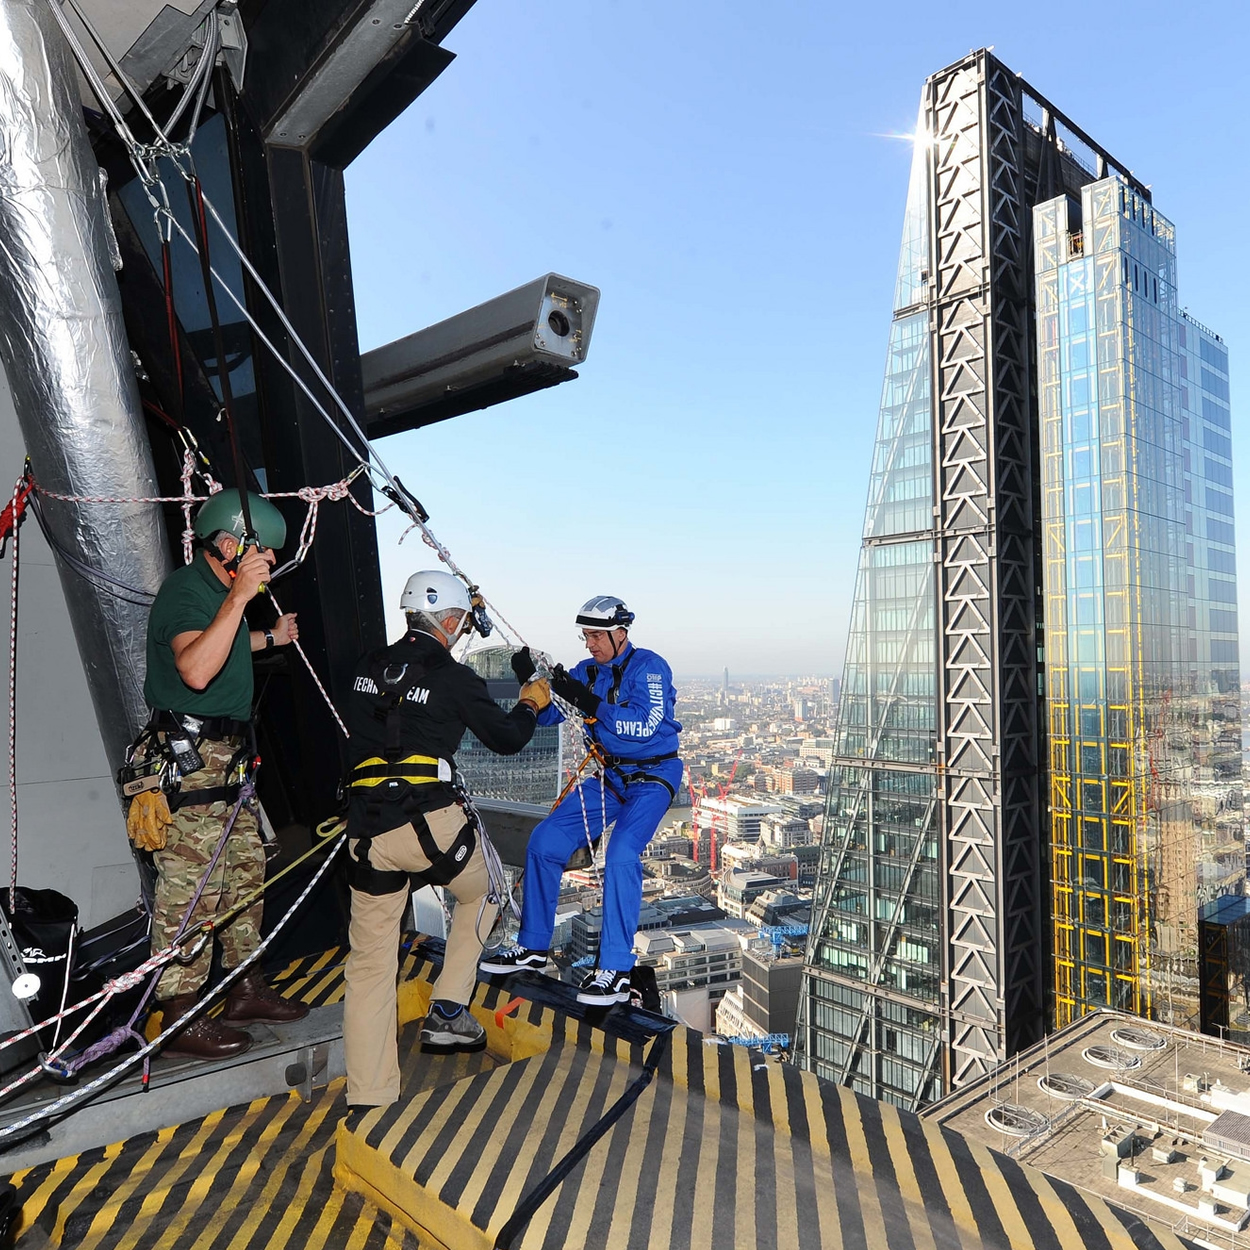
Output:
[104, 968, 148, 995]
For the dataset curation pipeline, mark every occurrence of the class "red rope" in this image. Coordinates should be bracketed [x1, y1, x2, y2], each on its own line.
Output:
[0, 477, 32, 550]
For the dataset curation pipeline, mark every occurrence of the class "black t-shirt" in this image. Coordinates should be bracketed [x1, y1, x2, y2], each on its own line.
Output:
[345, 630, 536, 833]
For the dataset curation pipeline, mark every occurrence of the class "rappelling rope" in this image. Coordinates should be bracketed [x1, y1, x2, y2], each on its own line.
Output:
[555, 743, 609, 894]
[0, 821, 345, 1074]
[6, 476, 20, 916]
[264, 584, 350, 739]
[0, 824, 345, 1112]
[180, 448, 222, 564]
[262, 466, 391, 570]
[43, 0, 524, 648]
[453, 788, 520, 940]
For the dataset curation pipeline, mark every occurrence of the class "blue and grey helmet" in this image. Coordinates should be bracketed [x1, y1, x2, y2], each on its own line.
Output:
[575, 595, 634, 631]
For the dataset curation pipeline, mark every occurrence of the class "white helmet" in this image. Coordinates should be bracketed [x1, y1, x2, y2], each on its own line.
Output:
[401, 570, 471, 616]
[575, 595, 635, 631]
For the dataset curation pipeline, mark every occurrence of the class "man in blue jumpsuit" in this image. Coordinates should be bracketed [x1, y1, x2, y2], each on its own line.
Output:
[480, 596, 682, 1005]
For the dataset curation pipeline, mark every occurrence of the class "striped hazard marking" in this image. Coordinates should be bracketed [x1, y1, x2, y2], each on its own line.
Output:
[1, 942, 1193, 1250]
[3, 942, 475, 1249]
[337, 989, 1192, 1250]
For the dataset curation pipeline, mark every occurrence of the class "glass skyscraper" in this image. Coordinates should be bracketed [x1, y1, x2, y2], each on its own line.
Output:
[798, 49, 1242, 1110]
[1036, 182, 1242, 1030]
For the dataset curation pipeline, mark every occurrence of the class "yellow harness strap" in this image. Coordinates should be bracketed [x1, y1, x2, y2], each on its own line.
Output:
[348, 754, 447, 788]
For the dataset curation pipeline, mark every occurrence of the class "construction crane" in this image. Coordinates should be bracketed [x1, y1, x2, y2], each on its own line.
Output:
[759, 923, 809, 956]
[688, 780, 701, 865]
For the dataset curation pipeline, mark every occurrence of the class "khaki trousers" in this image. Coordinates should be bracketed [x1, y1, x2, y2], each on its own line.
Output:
[344, 803, 497, 1107]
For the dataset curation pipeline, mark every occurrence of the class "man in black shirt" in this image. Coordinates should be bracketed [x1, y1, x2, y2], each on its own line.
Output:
[343, 570, 549, 1110]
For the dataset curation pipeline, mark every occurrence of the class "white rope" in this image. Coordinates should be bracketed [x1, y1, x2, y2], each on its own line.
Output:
[262, 467, 392, 570]
[6, 477, 19, 910]
[263, 585, 349, 739]
[0, 941, 186, 1065]
[180, 449, 222, 564]
[574, 770, 606, 894]
[0, 818, 345, 1080]
[458, 790, 520, 933]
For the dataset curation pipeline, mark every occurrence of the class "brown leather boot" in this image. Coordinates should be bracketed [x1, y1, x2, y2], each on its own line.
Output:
[159, 993, 253, 1060]
[221, 971, 310, 1025]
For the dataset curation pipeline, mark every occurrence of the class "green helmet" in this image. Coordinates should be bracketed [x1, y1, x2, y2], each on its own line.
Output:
[192, 489, 287, 550]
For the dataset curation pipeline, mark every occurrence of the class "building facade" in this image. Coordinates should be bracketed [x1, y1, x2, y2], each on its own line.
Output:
[699, 796, 783, 841]
[799, 49, 1241, 1111]
[1035, 182, 1242, 1029]
[457, 646, 563, 804]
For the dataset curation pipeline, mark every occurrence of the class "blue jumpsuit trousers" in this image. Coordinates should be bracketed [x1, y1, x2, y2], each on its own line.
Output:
[518, 773, 675, 971]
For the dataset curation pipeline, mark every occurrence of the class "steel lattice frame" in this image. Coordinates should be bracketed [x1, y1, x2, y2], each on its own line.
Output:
[925, 53, 1043, 1089]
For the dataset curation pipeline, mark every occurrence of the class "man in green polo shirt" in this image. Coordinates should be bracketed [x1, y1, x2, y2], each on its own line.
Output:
[144, 489, 309, 1059]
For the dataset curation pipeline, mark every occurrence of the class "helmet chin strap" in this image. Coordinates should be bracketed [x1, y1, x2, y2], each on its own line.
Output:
[218, 534, 261, 579]
[218, 537, 243, 578]
[436, 611, 471, 649]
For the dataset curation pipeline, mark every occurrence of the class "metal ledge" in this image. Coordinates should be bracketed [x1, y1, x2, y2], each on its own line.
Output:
[0, 1003, 345, 1172]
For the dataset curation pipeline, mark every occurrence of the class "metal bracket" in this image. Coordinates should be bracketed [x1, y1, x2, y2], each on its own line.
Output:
[285, 1042, 330, 1103]
[216, 3, 247, 93]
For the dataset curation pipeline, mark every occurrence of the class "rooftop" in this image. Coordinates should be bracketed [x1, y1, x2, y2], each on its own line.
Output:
[923, 1009, 1250, 1248]
[0, 943, 1195, 1250]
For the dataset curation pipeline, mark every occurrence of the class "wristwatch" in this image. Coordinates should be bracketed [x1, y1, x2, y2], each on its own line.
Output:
[263, 629, 275, 650]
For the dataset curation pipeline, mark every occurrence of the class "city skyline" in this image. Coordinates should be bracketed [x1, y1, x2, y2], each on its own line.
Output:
[345, 1, 1250, 677]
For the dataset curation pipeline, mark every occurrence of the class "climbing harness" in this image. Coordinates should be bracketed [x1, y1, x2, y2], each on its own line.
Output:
[345, 648, 472, 895]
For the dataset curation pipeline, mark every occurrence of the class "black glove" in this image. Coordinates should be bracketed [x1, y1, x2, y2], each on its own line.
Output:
[550, 664, 602, 718]
[510, 646, 537, 683]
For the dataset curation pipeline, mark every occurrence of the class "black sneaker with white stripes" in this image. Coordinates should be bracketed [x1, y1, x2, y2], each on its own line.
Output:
[575, 968, 631, 1006]
[478, 944, 549, 975]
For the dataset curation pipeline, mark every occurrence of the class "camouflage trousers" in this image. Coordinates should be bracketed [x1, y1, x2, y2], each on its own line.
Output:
[152, 735, 265, 999]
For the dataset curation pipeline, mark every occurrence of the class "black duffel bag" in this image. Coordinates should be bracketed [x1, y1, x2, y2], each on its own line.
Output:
[0, 886, 78, 1048]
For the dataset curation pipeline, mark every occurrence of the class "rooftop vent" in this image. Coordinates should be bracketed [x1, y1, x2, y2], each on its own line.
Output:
[1110, 1026, 1167, 1052]
[1038, 1072, 1095, 1101]
[1083, 1045, 1141, 1071]
[985, 1104, 1048, 1138]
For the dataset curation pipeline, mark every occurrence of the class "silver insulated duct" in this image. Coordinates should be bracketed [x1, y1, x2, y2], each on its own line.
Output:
[0, 0, 171, 768]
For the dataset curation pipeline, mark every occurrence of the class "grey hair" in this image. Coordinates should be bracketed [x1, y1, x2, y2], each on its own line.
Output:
[406, 609, 461, 636]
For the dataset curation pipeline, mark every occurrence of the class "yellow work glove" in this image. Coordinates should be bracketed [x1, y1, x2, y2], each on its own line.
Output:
[517, 678, 552, 713]
[127, 789, 173, 851]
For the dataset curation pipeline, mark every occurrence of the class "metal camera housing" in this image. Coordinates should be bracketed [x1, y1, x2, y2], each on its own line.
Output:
[361, 273, 600, 437]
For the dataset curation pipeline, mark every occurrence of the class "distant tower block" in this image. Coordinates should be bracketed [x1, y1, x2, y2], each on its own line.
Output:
[797, 48, 1241, 1114]
[722, 667, 729, 692]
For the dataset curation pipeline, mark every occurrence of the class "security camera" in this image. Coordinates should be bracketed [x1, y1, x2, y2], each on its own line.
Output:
[361, 274, 600, 438]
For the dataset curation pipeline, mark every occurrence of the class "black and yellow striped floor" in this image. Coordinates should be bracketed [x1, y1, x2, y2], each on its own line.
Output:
[337, 967, 1193, 1250]
[3, 942, 1195, 1250]
[4, 944, 444, 1250]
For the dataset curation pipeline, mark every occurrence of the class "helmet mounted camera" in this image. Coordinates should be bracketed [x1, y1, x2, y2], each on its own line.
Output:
[575, 595, 634, 632]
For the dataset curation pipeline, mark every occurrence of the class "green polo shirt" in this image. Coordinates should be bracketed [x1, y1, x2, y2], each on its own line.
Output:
[143, 554, 253, 719]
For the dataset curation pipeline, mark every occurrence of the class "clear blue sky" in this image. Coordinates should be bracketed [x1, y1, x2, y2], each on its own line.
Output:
[345, 1, 1250, 678]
